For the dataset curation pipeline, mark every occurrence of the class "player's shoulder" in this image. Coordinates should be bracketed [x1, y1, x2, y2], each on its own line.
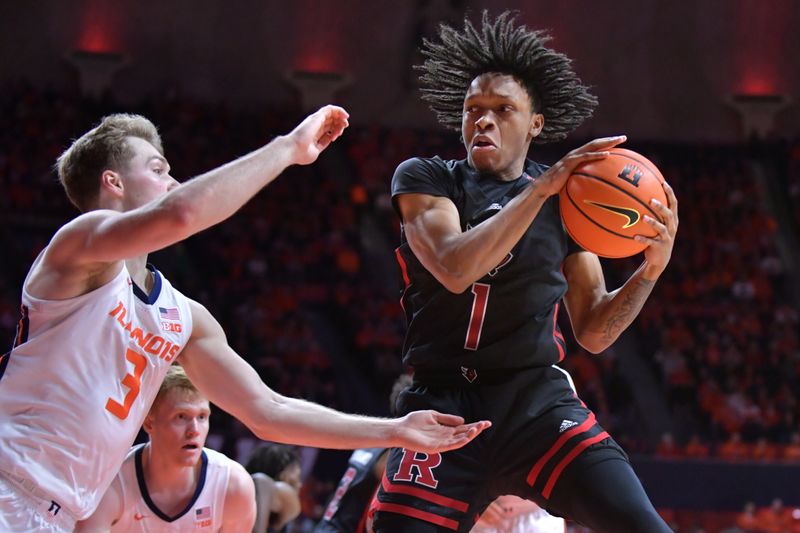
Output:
[392, 156, 464, 198]
[202, 446, 235, 466]
[224, 457, 256, 501]
[525, 158, 550, 177]
[393, 155, 454, 179]
[122, 443, 144, 465]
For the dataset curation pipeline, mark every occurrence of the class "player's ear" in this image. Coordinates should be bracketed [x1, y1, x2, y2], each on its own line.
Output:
[101, 170, 124, 198]
[529, 113, 544, 139]
[142, 413, 155, 434]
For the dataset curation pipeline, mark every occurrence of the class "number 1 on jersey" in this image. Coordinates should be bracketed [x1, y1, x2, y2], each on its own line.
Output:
[106, 348, 147, 420]
[464, 283, 490, 351]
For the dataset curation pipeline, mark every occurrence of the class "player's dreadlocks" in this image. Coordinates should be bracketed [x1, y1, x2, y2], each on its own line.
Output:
[417, 11, 598, 144]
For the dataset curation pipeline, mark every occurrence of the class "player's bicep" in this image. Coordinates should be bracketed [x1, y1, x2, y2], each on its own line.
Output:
[396, 193, 463, 285]
[562, 251, 608, 339]
[180, 300, 275, 431]
[45, 200, 190, 270]
[220, 463, 256, 533]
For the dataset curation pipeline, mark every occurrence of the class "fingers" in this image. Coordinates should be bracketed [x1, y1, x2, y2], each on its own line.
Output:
[573, 135, 627, 154]
[451, 420, 492, 438]
[634, 234, 659, 246]
[431, 412, 466, 426]
[662, 181, 679, 220]
[642, 214, 668, 239]
[649, 197, 677, 234]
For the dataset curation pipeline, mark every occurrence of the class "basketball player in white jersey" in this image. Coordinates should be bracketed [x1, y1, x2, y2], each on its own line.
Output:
[77, 365, 255, 532]
[471, 496, 566, 533]
[0, 107, 490, 532]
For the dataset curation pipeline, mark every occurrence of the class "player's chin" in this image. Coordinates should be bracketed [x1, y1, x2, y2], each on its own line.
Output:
[469, 152, 503, 174]
[177, 448, 202, 463]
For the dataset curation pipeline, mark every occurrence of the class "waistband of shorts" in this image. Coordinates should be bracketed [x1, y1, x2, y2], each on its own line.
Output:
[0, 469, 79, 527]
[412, 365, 542, 387]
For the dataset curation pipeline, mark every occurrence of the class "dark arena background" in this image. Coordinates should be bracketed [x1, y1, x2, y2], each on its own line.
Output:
[2, 1, 800, 531]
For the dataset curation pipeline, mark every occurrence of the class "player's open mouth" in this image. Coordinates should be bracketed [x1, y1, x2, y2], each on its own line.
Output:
[182, 444, 199, 450]
[472, 138, 497, 152]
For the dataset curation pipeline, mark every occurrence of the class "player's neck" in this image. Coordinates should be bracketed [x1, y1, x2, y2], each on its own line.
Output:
[142, 444, 202, 506]
[126, 256, 152, 293]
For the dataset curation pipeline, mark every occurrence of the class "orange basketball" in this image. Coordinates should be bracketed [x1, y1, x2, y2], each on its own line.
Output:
[559, 148, 668, 258]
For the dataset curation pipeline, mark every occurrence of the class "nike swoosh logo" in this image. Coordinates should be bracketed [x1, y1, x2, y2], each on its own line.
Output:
[583, 200, 641, 229]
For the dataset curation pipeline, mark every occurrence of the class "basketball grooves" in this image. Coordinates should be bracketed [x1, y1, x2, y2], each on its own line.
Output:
[567, 172, 664, 219]
[565, 186, 635, 241]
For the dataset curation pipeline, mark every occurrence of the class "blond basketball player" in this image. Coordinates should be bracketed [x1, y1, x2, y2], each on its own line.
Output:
[77, 366, 255, 532]
[0, 107, 490, 532]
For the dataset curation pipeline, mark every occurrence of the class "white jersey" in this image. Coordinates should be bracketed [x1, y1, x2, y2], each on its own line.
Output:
[0, 264, 193, 520]
[472, 497, 565, 533]
[112, 445, 230, 532]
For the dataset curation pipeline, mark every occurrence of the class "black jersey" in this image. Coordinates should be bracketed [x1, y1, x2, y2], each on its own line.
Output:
[314, 448, 386, 533]
[392, 157, 580, 376]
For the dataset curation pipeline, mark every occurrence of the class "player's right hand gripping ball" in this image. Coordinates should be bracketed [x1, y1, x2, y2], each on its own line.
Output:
[560, 148, 669, 258]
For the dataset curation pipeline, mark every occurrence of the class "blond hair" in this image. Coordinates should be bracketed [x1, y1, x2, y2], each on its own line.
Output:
[56, 113, 163, 211]
[152, 365, 202, 410]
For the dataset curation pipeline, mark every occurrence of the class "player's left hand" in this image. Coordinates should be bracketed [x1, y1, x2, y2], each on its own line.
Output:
[635, 180, 678, 279]
[394, 410, 491, 454]
[286, 105, 350, 166]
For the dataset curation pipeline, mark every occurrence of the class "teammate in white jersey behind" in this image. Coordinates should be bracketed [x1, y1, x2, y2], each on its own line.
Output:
[0, 107, 490, 532]
[471, 496, 566, 533]
[77, 365, 255, 532]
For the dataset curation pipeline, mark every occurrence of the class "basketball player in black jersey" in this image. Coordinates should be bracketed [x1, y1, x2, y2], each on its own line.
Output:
[373, 12, 678, 533]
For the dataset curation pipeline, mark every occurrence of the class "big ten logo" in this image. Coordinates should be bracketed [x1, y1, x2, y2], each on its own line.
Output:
[162, 321, 182, 333]
[392, 450, 442, 489]
[195, 519, 212, 527]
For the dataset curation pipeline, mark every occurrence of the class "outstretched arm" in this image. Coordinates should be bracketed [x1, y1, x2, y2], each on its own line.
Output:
[399, 136, 624, 294]
[563, 181, 678, 353]
[180, 300, 490, 452]
[31, 106, 349, 299]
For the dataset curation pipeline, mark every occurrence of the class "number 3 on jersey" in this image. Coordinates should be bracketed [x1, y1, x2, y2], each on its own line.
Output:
[464, 283, 490, 351]
[106, 348, 147, 420]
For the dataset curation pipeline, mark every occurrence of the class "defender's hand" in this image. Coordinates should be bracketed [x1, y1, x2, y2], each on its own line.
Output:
[636, 180, 678, 279]
[477, 500, 509, 526]
[393, 410, 491, 454]
[286, 105, 350, 166]
[533, 135, 627, 198]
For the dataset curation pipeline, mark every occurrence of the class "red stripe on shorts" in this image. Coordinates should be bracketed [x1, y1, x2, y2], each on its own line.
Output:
[373, 501, 459, 531]
[381, 474, 469, 512]
[542, 431, 610, 499]
[526, 412, 597, 487]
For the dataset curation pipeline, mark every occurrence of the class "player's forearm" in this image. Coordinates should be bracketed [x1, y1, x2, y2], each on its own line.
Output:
[436, 183, 550, 292]
[253, 394, 400, 449]
[579, 262, 657, 352]
[158, 135, 298, 238]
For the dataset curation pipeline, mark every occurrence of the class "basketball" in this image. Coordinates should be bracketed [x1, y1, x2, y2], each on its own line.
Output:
[559, 148, 669, 258]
